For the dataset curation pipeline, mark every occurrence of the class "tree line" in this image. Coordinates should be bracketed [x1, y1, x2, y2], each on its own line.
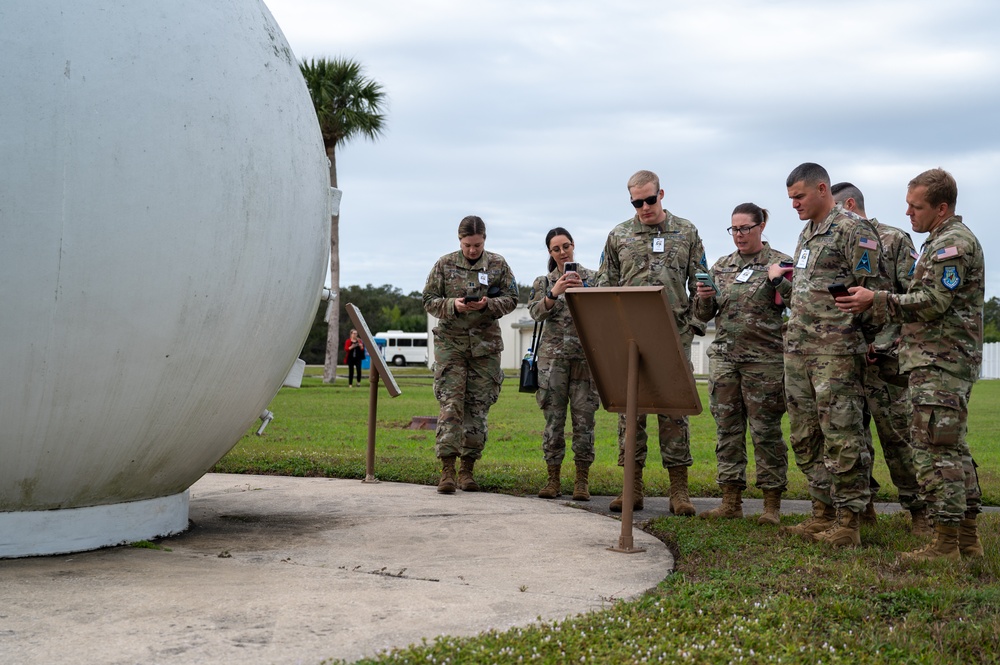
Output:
[299, 283, 533, 365]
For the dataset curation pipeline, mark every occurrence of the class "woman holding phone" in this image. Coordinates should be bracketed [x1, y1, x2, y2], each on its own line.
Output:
[693, 203, 792, 524]
[527, 227, 600, 501]
[422, 216, 518, 494]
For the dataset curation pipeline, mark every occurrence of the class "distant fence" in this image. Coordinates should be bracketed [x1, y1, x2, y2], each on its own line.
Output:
[983, 342, 1000, 379]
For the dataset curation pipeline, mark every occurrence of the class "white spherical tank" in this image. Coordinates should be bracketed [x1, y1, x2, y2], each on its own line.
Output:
[0, 1, 330, 556]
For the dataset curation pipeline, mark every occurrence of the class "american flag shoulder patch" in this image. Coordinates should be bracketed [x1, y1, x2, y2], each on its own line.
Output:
[935, 246, 959, 260]
[859, 237, 878, 250]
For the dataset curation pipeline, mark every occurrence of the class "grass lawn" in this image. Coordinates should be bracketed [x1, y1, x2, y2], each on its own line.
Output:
[216, 369, 1000, 665]
[217, 368, 1000, 505]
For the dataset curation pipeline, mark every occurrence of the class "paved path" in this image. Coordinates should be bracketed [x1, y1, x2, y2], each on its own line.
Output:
[0, 474, 671, 665]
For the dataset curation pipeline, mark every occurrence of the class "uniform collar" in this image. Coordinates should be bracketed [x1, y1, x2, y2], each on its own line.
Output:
[631, 209, 671, 234]
[456, 250, 490, 270]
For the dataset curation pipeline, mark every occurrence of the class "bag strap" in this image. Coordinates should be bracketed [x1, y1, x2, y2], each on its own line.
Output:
[530, 320, 544, 360]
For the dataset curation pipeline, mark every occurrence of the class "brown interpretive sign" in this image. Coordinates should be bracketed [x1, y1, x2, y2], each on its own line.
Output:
[346, 303, 402, 482]
[564, 286, 702, 553]
[564, 286, 701, 416]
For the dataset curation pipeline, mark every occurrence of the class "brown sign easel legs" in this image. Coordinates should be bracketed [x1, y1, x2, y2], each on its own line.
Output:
[363, 368, 380, 484]
[609, 340, 646, 553]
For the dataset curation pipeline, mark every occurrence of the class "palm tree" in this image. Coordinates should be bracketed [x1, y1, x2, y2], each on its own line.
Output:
[300, 57, 387, 383]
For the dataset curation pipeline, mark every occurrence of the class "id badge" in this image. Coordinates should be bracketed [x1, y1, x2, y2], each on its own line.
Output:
[652, 237, 665, 253]
[796, 249, 810, 269]
[735, 268, 753, 283]
[478, 272, 489, 286]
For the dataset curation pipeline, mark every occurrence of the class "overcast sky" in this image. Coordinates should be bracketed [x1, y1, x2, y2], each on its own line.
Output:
[263, 0, 998, 299]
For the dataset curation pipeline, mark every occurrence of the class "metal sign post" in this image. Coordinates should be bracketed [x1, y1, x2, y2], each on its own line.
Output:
[346, 303, 401, 483]
[564, 286, 702, 553]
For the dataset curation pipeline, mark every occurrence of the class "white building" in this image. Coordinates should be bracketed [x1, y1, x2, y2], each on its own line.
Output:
[427, 304, 716, 375]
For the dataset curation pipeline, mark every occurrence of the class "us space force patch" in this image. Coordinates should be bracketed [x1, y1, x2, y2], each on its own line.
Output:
[855, 250, 872, 274]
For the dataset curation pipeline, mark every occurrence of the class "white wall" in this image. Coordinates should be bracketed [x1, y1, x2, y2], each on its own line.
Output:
[427, 304, 535, 369]
[982, 342, 1000, 379]
[428, 304, 717, 373]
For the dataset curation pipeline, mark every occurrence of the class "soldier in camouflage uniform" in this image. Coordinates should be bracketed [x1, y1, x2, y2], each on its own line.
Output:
[768, 162, 889, 548]
[831, 182, 928, 535]
[838, 168, 985, 562]
[693, 203, 791, 526]
[528, 227, 600, 502]
[594, 169, 708, 516]
[422, 215, 518, 494]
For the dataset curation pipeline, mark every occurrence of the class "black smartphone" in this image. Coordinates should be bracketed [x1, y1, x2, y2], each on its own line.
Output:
[464, 294, 482, 303]
[695, 271, 717, 291]
[827, 283, 850, 298]
[779, 261, 794, 268]
[563, 262, 578, 273]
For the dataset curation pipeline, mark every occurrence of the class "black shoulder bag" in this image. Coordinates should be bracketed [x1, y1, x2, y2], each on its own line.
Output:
[519, 320, 543, 393]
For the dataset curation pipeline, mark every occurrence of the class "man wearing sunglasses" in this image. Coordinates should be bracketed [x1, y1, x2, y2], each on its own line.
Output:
[767, 162, 889, 549]
[595, 169, 708, 517]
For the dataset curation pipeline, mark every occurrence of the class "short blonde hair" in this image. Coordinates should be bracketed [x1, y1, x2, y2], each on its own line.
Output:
[627, 170, 660, 192]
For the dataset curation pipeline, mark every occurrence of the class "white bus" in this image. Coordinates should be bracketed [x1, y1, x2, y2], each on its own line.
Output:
[373, 330, 429, 367]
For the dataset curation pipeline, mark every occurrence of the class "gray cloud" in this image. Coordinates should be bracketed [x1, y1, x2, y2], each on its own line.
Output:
[265, 0, 999, 298]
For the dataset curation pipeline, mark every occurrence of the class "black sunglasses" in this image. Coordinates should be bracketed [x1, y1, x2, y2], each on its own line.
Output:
[630, 194, 658, 209]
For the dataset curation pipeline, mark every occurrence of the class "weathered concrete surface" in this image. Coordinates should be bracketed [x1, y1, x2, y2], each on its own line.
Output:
[0, 474, 672, 664]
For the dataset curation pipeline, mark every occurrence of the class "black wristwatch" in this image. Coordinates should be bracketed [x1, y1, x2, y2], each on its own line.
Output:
[770, 276, 784, 288]
[545, 289, 555, 300]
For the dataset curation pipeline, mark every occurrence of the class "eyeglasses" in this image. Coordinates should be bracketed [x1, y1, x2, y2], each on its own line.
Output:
[630, 194, 659, 209]
[726, 222, 762, 236]
[549, 242, 573, 254]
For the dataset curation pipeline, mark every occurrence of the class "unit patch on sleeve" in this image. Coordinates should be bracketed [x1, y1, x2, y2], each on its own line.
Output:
[941, 266, 960, 291]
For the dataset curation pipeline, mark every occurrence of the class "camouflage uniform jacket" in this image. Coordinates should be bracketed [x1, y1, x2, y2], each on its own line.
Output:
[594, 210, 708, 336]
[872, 216, 984, 382]
[422, 250, 518, 356]
[527, 265, 596, 360]
[869, 219, 917, 354]
[775, 204, 888, 355]
[693, 242, 791, 363]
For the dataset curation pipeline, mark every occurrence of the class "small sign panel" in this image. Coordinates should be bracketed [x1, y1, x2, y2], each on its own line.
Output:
[346, 303, 401, 397]
[564, 287, 701, 416]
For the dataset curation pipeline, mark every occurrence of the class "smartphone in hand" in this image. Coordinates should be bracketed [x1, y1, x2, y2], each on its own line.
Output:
[563, 262, 578, 274]
[695, 272, 717, 291]
[827, 283, 850, 299]
[464, 294, 483, 303]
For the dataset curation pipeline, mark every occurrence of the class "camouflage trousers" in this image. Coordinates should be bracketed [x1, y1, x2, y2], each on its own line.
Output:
[862, 362, 923, 510]
[708, 358, 788, 491]
[617, 340, 691, 469]
[908, 367, 982, 525]
[432, 348, 504, 460]
[784, 353, 871, 512]
[535, 357, 599, 466]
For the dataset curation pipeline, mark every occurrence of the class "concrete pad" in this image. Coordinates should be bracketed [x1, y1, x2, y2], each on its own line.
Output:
[0, 473, 672, 664]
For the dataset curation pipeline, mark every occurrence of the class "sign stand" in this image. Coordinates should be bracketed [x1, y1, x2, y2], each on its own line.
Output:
[346, 303, 402, 483]
[564, 286, 702, 553]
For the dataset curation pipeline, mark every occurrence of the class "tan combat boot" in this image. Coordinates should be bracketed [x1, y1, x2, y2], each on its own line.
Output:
[458, 456, 480, 492]
[609, 465, 644, 513]
[667, 466, 696, 516]
[573, 462, 591, 502]
[812, 508, 861, 547]
[537, 464, 562, 499]
[437, 456, 457, 494]
[698, 483, 743, 519]
[860, 498, 877, 525]
[959, 513, 984, 558]
[901, 523, 960, 563]
[780, 500, 837, 539]
[909, 507, 933, 538]
[757, 489, 783, 526]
